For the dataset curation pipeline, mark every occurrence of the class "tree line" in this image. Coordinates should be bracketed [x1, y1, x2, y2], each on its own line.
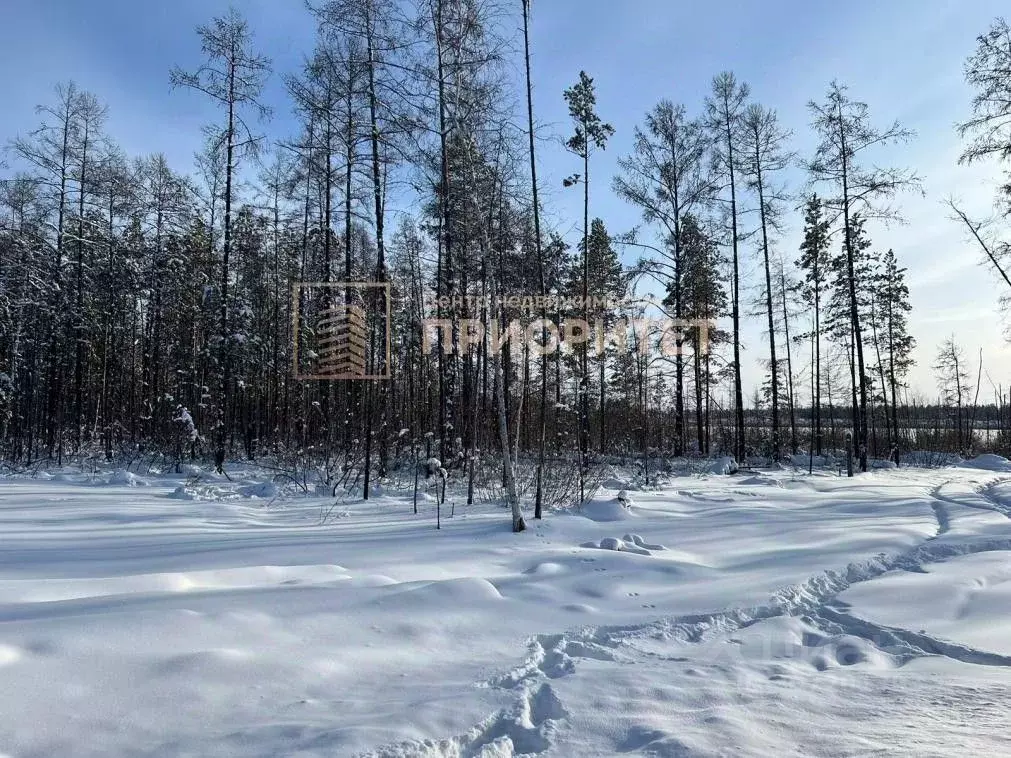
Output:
[2, 5, 1011, 526]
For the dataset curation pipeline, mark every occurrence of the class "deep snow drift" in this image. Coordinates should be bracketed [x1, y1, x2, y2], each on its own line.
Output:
[1, 463, 1010, 756]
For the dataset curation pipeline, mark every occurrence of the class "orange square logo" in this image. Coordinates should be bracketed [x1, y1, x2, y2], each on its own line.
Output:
[292, 281, 392, 380]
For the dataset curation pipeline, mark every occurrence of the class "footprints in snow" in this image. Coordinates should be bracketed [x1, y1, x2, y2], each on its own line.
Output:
[979, 481, 1011, 518]
[365, 478, 1011, 756]
[928, 498, 951, 537]
[368, 636, 596, 756]
[626, 592, 656, 608]
[816, 603, 1011, 669]
[930, 477, 1011, 524]
[492, 632, 621, 689]
[363, 682, 566, 758]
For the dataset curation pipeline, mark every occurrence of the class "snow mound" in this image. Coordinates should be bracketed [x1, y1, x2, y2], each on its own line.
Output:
[378, 577, 504, 609]
[49, 470, 149, 487]
[107, 470, 149, 487]
[167, 484, 229, 502]
[707, 456, 739, 475]
[958, 454, 1011, 472]
[237, 481, 279, 499]
[736, 474, 777, 487]
[622, 533, 665, 551]
[523, 561, 568, 576]
[746, 616, 898, 671]
[600, 476, 630, 490]
[581, 534, 665, 556]
[580, 498, 634, 522]
[581, 537, 650, 556]
[806, 633, 896, 672]
[869, 459, 897, 470]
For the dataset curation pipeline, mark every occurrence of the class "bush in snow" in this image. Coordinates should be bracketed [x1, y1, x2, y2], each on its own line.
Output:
[413, 457, 448, 507]
[0, 372, 12, 430]
[237, 481, 280, 499]
[903, 450, 963, 468]
[707, 457, 739, 475]
[424, 457, 448, 482]
[958, 453, 1011, 472]
[173, 406, 199, 442]
[108, 470, 148, 487]
[171, 406, 201, 473]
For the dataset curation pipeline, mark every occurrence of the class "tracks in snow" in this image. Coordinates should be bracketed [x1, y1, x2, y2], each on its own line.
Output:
[979, 480, 1011, 518]
[928, 493, 951, 536]
[362, 477, 1011, 757]
[931, 477, 1011, 522]
[815, 604, 1011, 669]
[362, 679, 566, 758]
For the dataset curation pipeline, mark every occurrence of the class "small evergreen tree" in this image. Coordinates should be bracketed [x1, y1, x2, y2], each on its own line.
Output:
[563, 71, 613, 500]
[796, 195, 831, 454]
[825, 213, 875, 459]
[877, 249, 915, 457]
[679, 215, 727, 455]
[581, 218, 625, 453]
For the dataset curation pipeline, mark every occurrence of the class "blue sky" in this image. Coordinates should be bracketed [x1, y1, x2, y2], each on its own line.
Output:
[2, 0, 1008, 399]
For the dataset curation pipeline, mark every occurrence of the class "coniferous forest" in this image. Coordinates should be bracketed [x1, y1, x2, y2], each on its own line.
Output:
[3, 4, 1011, 530]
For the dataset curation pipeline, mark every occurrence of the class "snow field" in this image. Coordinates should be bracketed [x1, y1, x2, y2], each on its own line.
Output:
[0, 462, 1010, 756]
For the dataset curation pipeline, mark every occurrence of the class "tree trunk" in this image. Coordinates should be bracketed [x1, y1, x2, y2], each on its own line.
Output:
[870, 293, 890, 454]
[217, 57, 237, 471]
[779, 261, 798, 454]
[364, 6, 388, 497]
[580, 136, 590, 501]
[838, 105, 868, 471]
[725, 114, 745, 462]
[434, 0, 453, 464]
[755, 146, 779, 461]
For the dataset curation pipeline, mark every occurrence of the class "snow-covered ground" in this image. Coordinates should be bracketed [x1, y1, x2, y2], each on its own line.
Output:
[2, 461, 1011, 757]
